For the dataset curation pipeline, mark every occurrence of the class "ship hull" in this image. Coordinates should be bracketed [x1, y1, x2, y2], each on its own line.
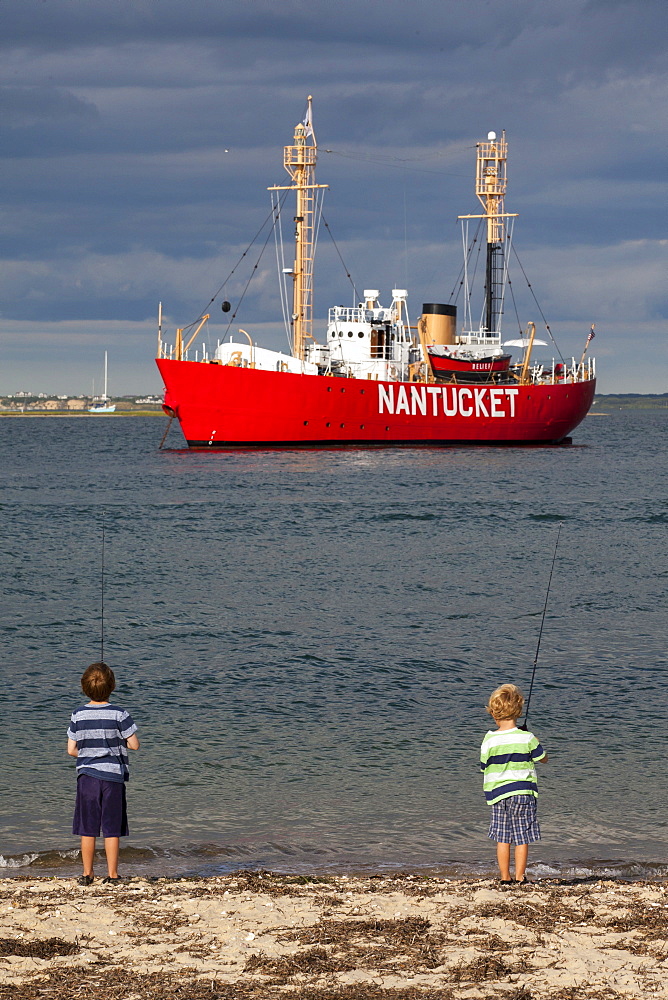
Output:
[157, 359, 595, 448]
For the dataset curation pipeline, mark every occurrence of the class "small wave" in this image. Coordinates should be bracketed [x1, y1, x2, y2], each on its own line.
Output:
[372, 512, 438, 522]
[0, 853, 39, 869]
[3, 843, 668, 883]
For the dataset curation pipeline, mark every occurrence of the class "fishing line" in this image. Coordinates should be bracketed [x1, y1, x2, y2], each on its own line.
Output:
[100, 512, 106, 663]
[523, 523, 562, 728]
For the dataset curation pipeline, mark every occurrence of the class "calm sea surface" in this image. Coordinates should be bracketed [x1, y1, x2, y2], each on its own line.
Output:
[1, 409, 666, 880]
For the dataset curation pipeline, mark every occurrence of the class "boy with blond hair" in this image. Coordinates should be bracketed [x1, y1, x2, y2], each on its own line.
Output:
[480, 683, 547, 887]
[67, 662, 139, 885]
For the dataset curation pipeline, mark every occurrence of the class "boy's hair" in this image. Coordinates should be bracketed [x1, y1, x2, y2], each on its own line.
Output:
[486, 683, 524, 721]
[81, 662, 116, 701]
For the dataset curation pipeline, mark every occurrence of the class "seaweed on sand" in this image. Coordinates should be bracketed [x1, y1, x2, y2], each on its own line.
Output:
[0, 937, 79, 959]
[0, 967, 460, 1000]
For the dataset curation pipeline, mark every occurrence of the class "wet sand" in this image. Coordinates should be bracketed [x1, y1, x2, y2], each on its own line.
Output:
[1, 872, 667, 998]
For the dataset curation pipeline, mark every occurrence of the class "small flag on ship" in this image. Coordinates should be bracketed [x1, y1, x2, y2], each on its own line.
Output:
[579, 324, 596, 366]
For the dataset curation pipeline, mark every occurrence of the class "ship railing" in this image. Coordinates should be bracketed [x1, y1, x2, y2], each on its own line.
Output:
[458, 330, 503, 347]
[529, 356, 596, 384]
[329, 306, 371, 324]
[158, 342, 219, 362]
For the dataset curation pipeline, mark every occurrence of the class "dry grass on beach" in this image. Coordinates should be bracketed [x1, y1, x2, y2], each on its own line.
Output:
[1, 871, 668, 999]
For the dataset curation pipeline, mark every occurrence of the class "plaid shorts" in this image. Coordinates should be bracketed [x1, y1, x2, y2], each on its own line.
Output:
[488, 794, 541, 845]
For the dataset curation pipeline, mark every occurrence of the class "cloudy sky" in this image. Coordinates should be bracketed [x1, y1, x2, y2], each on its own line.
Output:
[1, 0, 666, 395]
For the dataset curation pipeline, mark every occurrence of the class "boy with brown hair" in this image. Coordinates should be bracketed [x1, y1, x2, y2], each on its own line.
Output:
[67, 662, 139, 885]
[480, 683, 547, 888]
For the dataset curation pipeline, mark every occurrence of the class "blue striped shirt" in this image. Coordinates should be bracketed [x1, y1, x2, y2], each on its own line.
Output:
[68, 703, 137, 783]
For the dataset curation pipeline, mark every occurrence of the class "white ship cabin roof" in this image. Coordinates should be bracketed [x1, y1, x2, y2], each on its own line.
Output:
[327, 290, 411, 359]
[214, 339, 318, 375]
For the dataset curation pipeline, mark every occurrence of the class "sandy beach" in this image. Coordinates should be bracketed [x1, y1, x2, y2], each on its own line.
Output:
[2, 872, 668, 999]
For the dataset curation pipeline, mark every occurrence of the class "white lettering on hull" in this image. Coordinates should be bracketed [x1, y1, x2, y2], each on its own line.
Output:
[395, 385, 410, 414]
[379, 384, 394, 413]
[377, 385, 519, 419]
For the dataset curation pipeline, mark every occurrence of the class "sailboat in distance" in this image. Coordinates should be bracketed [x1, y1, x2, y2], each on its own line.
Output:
[156, 101, 596, 448]
[89, 351, 116, 414]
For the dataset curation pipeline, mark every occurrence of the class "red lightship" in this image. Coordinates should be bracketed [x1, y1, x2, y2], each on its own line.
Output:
[157, 102, 596, 448]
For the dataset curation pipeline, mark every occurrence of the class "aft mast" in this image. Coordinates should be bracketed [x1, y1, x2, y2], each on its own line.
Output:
[459, 131, 517, 338]
[269, 96, 327, 361]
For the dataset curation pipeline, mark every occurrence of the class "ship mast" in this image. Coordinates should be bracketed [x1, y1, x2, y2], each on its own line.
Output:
[459, 131, 517, 336]
[268, 97, 328, 361]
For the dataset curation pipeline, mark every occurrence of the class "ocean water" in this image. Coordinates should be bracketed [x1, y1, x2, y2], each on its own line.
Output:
[0, 408, 666, 881]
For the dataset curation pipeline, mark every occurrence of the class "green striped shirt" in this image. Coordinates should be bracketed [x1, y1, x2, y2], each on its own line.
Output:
[480, 727, 546, 805]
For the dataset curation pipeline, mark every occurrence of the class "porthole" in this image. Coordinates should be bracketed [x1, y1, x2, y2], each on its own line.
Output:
[340, 423, 345, 428]
[338, 331, 343, 338]
[341, 387, 346, 393]
[360, 424, 365, 430]
[358, 331, 364, 338]
[360, 389, 365, 395]
[326, 421, 331, 427]
[327, 387, 332, 392]
[348, 331, 354, 338]
[303, 420, 309, 426]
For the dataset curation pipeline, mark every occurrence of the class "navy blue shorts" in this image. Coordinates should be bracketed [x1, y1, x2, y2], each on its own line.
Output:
[73, 774, 129, 838]
[488, 794, 540, 845]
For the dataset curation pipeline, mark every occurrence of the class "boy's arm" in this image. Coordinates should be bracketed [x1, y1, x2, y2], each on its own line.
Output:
[67, 738, 78, 757]
[126, 733, 140, 750]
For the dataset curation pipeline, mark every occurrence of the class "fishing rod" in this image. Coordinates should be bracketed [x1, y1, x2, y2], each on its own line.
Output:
[523, 523, 562, 728]
[100, 512, 106, 662]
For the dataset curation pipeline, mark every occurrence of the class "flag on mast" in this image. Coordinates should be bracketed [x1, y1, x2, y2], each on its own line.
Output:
[303, 96, 314, 139]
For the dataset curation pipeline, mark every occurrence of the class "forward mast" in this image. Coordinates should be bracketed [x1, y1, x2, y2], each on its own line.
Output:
[268, 96, 328, 362]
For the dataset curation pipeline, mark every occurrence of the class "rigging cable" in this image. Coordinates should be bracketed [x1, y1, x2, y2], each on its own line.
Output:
[186, 193, 291, 330]
[511, 244, 565, 363]
[272, 189, 292, 349]
[321, 216, 360, 304]
[221, 204, 286, 339]
[448, 218, 483, 305]
[505, 273, 525, 336]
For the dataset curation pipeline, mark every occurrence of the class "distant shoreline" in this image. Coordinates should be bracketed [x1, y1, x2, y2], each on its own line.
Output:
[1, 394, 665, 417]
[0, 410, 164, 418]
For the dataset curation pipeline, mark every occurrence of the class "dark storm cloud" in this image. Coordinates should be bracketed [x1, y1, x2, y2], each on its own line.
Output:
[0, 0, 665, 393]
